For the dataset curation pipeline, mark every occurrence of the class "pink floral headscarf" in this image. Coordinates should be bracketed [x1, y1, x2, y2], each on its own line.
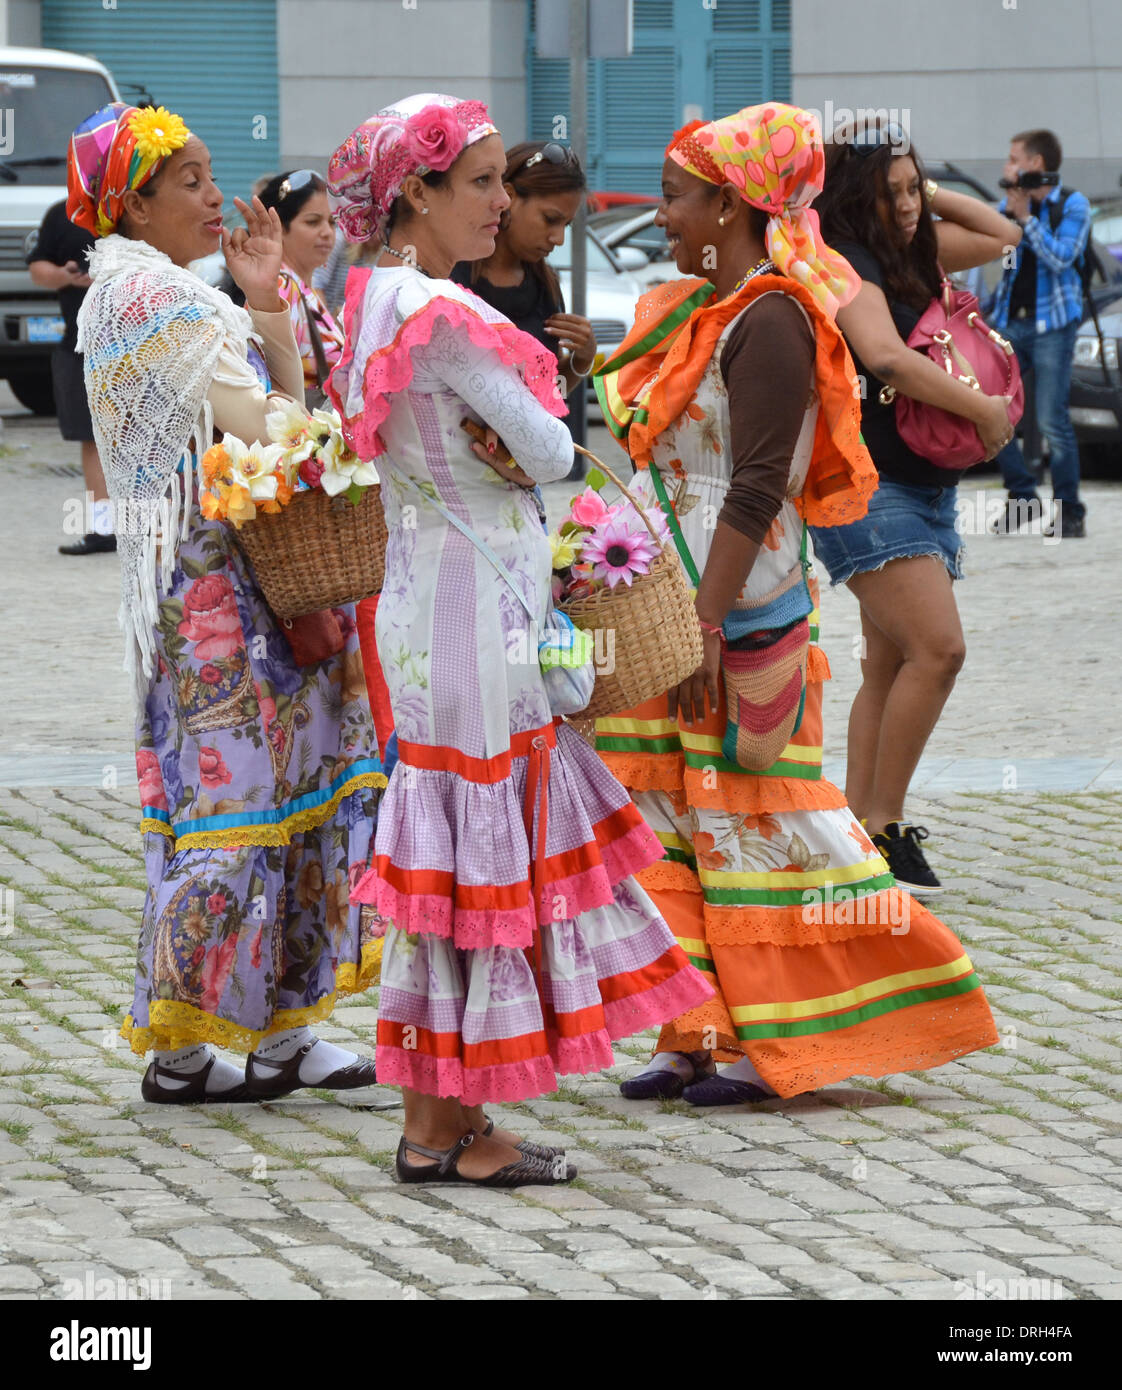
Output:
[328, 92, 498, 244]
[669, 102, 859, 318]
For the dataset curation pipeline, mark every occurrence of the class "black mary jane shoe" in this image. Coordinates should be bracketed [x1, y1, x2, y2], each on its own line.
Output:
[395, 1132, 574, 1187]
[480, 1115, 565, 1162]
[245, 1039, 378, 1099]
[140, 1054, 255, 1105]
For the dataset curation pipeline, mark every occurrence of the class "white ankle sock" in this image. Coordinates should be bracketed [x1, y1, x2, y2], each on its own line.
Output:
[91, 498, 115, 535]
[647, 1051, 699, 1076]
[253, 1027, 359, 1084]
[720, 1054, 777, 1094]
[152, 1045, 245, 1094]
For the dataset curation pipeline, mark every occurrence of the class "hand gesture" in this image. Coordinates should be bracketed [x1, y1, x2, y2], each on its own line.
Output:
[545, 313, 597, 372]
[62, 259, 92, 289]
[975, 394, 1015, 461]
[1004, 188, 1030, 224]
[461, 420, 536, 488]
[667, 627, 722, 727]
[222, 196, 284, 311]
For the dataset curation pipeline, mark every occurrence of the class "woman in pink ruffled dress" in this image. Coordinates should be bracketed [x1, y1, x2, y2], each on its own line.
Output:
[328, 94, 711, 1186]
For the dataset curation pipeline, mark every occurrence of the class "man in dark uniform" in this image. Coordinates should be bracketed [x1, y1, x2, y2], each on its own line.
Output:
[27, 198, 116, 554]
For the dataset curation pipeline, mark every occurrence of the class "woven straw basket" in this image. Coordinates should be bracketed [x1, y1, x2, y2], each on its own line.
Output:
[562, 450, 702, 719]
[236, 485, 388, 621]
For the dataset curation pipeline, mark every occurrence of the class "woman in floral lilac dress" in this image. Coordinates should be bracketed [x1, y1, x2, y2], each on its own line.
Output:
[70, 102, 387, 1103]
[328, 93, 711, 1186]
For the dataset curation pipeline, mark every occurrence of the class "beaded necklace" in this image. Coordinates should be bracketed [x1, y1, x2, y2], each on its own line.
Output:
[380, 242, 433, 277]
[723, 256, 776, 299]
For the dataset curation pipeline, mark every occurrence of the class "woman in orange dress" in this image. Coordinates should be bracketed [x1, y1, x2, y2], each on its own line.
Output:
[593, 104, 998, 1104]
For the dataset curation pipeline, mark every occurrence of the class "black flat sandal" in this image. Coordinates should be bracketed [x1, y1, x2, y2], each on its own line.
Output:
[480, 1116, 566, 1162]
[245, 1040, 378, 1099]
[140, 1054, 255, 1105]
[395, 1133, 574, 1187]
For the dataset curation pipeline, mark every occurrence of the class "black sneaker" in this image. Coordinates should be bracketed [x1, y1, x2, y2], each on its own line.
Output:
[990, 495, 1042, 535]
[59, 532, 117, 556]
[871, 821, 944, 895]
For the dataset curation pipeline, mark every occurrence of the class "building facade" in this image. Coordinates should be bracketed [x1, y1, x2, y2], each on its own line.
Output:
[792, 0, 1122, 199]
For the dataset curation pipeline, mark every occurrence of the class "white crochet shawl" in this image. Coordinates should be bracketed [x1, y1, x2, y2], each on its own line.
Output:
[76, 235, 254, 698]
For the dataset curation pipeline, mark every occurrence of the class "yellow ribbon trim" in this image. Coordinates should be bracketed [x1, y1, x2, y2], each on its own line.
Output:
[120, 937, 383, 1056]
[729, 953, 975, 1024]
[655, 829, 694, 855]
[139, 770, 387, 851]
[699, 854, 885, 891]
[676, 935, 712, 958]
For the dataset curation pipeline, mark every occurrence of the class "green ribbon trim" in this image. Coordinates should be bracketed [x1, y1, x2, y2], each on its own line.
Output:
[703, 871, 895, 909]
[734, 972, 982, 1040]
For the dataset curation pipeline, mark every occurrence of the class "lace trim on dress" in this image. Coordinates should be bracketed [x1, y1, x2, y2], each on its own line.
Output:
[119, 937, 383, 1056]
[329, 281, 566, 461]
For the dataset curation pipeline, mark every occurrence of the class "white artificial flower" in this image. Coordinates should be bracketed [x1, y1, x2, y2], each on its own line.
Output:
[230, 440, 284, 501]
[318, 430, 380, 496]
[265, 398, 318, 465]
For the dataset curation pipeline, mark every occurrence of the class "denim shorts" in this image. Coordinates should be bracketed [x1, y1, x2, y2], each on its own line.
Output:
[808, 478, 965, 586]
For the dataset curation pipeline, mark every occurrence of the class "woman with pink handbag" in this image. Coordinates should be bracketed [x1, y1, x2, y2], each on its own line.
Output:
[811, 122, 1022, 894]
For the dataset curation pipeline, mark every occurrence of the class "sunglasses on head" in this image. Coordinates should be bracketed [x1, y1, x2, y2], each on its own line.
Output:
[850, 123, 910, 158]
[520, 143, 576, 171]
[277, 169, 322, 200]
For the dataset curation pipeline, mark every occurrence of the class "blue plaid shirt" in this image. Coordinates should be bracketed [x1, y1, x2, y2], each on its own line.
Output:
[990, 184, 1091, 335]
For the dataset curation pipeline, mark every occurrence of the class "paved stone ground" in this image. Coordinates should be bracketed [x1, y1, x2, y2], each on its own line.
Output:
[2, 401, 1121, 1300]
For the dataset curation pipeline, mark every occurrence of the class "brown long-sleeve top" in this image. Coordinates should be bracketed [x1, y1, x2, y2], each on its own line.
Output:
[716, 291, 816, 545]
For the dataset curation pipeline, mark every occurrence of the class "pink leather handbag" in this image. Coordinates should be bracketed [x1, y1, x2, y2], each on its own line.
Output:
[881, 278, 1024, 470]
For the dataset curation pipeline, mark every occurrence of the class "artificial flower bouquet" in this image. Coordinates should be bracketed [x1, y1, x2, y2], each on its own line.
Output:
[550, 455, 703, 720]
[207, 401, 388, 621]
[199, 400, 379, 526]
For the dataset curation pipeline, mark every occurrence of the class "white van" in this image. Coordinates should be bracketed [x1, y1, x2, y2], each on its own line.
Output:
[0, 46, 120, 413]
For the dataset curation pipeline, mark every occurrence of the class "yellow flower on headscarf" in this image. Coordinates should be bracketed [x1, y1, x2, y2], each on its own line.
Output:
[127, 106, 190, 162]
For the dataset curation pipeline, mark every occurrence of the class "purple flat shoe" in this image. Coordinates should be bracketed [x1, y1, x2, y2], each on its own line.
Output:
[682, 1075, 773, 1107]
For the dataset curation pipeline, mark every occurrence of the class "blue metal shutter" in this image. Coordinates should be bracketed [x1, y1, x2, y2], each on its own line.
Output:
[526, 0, 792, 199]
[41, 0, 279, 216]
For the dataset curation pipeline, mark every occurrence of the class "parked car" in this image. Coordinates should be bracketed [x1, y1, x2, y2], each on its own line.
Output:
[1069, 294, 1122, 460]
[1, 46, 120, 414]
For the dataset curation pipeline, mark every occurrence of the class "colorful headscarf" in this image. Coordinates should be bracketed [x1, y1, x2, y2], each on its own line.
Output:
[67, 102, 191, 239]
[328, 92, 498, 244]
[668, 102, 858, 318]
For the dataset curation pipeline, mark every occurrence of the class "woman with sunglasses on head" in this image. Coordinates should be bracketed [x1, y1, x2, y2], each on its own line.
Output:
[595, 106, 997, 1107]
[812, 124, 1020, 893]
[68, 104, 387, 1103]
[258, 170, 346, 408]
[451, 141, 597, 401]
[328, 94, 711, 1185]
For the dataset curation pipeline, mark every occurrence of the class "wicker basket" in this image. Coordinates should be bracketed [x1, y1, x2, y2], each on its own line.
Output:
[235, 485, 388, 621]
[561, 451, 702, 720]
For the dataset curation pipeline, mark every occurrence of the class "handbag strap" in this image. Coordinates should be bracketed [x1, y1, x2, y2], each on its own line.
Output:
[648, 464, 701, 587]
[398, 472, 537, 624]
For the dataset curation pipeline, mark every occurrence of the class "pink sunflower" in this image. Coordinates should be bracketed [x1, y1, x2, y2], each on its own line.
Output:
[582, 518, 659, 589]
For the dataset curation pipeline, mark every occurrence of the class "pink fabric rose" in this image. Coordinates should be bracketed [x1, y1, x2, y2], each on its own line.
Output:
[135, 749, 168, 812]
[404, 104, 465, 171]
[206, 892, 227, 916]
[198, 746, 232, 790]
[199, 663, 223, 686]
[199, 935, 238, 1015]
[177, 574, 244, 661]
[569, 487, 610, 528]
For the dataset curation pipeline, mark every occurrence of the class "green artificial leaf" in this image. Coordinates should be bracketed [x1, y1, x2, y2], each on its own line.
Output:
[345, 481, 364, 506]
[586, 467, 606, 493]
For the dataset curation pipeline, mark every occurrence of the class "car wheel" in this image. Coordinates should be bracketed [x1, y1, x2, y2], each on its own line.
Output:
[7, 371, 57, 416]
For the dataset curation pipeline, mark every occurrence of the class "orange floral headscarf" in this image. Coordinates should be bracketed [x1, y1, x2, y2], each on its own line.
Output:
[668, 102, 858, 318]
[67, 102, 191, 239]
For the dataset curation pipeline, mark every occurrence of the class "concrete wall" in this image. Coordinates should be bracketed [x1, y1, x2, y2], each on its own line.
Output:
[277, 0, 528, 172]
[792, 0, 1122, 199]
[3, 0, 42, 46]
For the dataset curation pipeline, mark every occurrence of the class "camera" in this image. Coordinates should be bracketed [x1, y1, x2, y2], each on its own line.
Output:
[998, 170, 1061, 191]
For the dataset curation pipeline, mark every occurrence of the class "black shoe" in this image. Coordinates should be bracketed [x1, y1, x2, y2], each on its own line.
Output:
[990, 495, 1042, 535]
[871, 821, 944, 895]
[59, 532, 117, 556]
[1044, 512, 1086, 539]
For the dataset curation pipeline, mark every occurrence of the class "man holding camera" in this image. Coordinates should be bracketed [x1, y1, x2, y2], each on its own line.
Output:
[990, 129, 1091, 539]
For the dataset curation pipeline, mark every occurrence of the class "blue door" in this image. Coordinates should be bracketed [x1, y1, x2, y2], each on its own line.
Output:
[42, 0, 280, 214]
[527, 0, 792, 197]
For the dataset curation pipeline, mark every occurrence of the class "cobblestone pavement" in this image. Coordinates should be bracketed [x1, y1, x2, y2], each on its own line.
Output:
[2, 404, 1122, 1300]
